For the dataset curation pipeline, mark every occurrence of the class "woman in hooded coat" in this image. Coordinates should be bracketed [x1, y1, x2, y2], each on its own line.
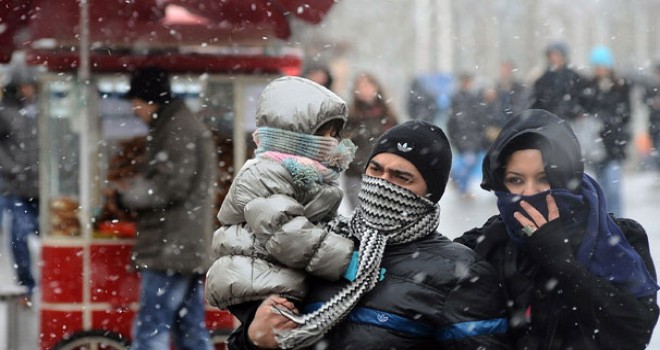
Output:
[456, 109, 659, 349]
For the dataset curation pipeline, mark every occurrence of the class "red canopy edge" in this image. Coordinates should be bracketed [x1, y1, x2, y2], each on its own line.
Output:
[0, 0, 337, 66]
[25, 50, 303, 75]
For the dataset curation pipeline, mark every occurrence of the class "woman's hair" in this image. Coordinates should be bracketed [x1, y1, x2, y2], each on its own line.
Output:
[350, 72, 396, 120]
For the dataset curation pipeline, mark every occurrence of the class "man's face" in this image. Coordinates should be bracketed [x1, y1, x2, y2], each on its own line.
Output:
[131, 98, 158, 124]
[547, 50, 566, 68]
[365, 153, 428, 197]
[19, 83, 37, 101]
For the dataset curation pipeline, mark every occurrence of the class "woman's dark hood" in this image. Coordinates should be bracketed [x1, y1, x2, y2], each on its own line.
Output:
[481, 109, 584, 192]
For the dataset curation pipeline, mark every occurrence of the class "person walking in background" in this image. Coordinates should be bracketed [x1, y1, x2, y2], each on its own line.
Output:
[456, 109, 659, 349]
[407, 76, 440, 124]
[343, 72, 398, 209]
[643, 62, 660, 179]
[581, 46, 631, 216]
[226, 121, 511, 350]
[0, 73, 40, 307]
[205, 76, 357, 323]
[302, 63, 334, 90]
[531, 42, 585, 121]
[113, 66, 216, 349]
[496, 60, 530, 117]
[480, 86, 508, 147]
[447, 73, 486, 198]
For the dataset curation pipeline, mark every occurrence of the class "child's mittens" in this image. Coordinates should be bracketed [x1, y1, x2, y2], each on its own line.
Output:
[343, 251, 360, 282]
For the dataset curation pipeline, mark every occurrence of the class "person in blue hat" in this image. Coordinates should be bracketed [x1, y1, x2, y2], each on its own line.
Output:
[580, 45, 632, 216]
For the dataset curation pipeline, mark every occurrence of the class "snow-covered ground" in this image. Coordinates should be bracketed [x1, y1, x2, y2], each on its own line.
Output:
[1, 170, 660, 349]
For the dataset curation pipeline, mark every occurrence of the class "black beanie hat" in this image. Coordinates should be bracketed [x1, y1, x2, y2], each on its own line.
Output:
[367, 120, 452, 203]
[125, 66, 173, 105]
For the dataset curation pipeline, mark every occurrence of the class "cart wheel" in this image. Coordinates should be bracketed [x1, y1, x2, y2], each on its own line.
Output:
[211, 329, 232, 350]
[53, 330, 129, 350]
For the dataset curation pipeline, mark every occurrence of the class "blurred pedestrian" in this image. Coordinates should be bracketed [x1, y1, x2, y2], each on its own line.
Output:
[643, 63, 660, 177]
[456, 109, 659, 349]
[480, 86, 508, 147]
[581, 46, 631, 216]
[302, 64, 334, 90]
[447, 73, 486, 198]
[114, 66, 216, 349]
[496, 60, 530, 117]
[205, 76, 357, 322]
[343, 72, 398, 209]
[531, 42, 586, 120]
[407, 76, 440, 124]
[0, 73, 40, 307]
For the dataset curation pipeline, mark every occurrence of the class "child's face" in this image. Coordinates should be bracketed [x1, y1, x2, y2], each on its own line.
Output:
[315, 121, 341, 139]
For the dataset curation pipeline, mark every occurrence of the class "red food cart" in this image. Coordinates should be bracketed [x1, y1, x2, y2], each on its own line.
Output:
[0, 0, 336, 348]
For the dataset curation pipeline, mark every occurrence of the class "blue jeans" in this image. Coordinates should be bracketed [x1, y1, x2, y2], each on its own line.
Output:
[451, 151, 485, 194]
[595, 160, 622, 217]
[7, 196, 39, 294]
[131, 271, 212, 350]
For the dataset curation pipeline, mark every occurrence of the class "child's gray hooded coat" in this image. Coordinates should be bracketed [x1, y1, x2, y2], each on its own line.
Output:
[205, 76, 354, 309]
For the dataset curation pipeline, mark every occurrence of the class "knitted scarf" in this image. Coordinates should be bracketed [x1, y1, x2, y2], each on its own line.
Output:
[253, 127, 356, 188]
[275, 175, 440, 349]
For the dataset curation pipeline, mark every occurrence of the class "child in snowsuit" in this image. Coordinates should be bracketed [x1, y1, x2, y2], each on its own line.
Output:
[205, 76, 357, 320]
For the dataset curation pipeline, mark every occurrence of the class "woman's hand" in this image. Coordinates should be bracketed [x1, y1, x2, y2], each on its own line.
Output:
[514, 194, 560, 236]
[247, 295, 299, 349]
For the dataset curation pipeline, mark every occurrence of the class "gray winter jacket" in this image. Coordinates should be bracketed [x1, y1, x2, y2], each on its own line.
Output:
[120, 99, 216, 275]
[0, 95, 39, 198]
[205, 76, 354, 310]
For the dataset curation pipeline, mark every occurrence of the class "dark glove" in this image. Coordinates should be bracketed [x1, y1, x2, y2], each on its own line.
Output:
[522, 219, 577, 272]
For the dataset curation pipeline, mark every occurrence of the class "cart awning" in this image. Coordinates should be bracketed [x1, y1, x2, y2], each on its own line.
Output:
[0, 0, 335, 72]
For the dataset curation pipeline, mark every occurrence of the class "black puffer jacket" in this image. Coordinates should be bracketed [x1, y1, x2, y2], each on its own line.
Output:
[531, 67, 585, 120]
[580, 75, 632, 161]
[228, 232, 512, 350]
[457, 216, 659, 350]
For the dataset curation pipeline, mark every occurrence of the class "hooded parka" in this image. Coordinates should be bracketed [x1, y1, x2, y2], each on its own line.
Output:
[457, 109, 659, 349]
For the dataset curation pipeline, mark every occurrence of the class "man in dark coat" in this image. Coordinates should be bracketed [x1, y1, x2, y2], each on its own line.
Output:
[0, 76, 40, 306]
[531, 42, 585, 120]
[447, 73, 488, 197]
[115, 66, 216, 349]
